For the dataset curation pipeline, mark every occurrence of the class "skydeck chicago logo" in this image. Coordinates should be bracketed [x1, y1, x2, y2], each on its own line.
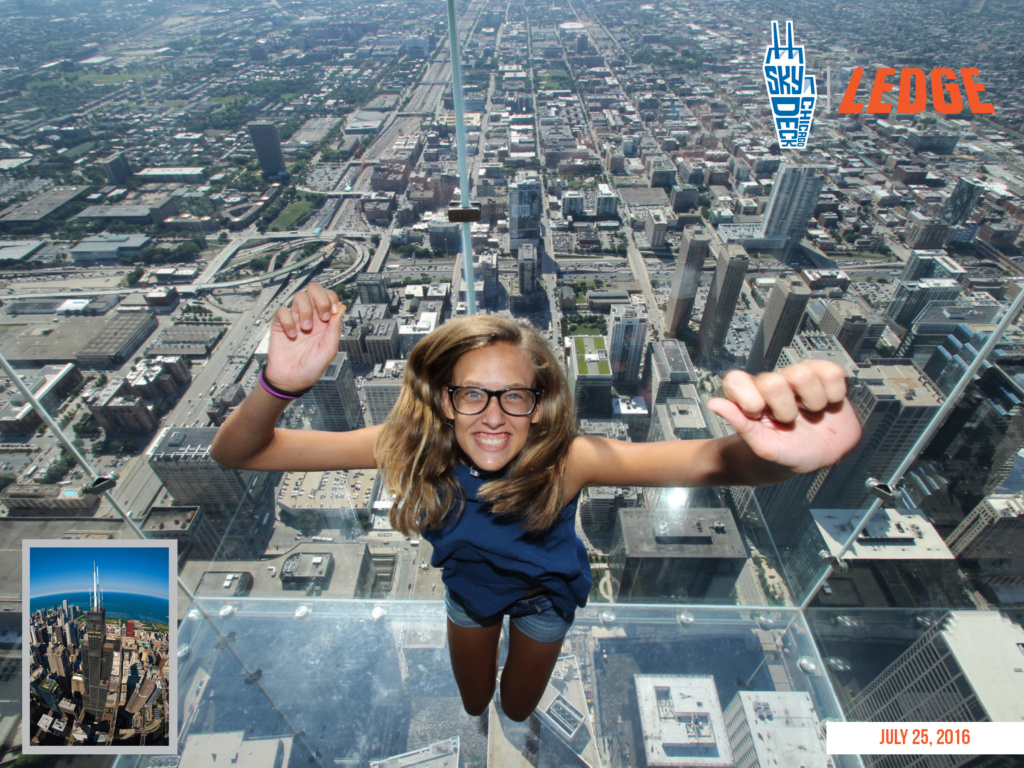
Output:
[763, 21, 816, 150]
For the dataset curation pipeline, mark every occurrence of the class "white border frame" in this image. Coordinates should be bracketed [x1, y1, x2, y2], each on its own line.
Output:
[22, 539, 178, 756]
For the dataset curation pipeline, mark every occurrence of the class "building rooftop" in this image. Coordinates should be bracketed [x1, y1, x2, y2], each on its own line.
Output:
[939, 611, 1024, 723]
[634, 674, 732, 767]
[812, 507, 953, 560]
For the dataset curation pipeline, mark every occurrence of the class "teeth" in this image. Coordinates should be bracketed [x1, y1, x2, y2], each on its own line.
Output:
[476, 434, 508, 447]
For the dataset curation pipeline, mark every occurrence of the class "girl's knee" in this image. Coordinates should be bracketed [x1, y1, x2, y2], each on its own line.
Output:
[462, 699, 490, 717]
[500, 702, 535, 722]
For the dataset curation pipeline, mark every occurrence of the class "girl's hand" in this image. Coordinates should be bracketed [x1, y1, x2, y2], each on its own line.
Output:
[266, 282, 345, 392]
[707, 361, 862, 476]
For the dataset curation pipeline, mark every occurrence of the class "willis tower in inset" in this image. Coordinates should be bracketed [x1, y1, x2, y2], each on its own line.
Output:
[84, 563, 109, 719]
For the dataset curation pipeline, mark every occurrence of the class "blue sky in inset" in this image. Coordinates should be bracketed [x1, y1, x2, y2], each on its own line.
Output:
[29, 546, 170, 600]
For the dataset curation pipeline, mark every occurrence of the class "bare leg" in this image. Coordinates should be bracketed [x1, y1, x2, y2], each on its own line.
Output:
[498, 622, 565, 722]
[446, 618, 503, 716]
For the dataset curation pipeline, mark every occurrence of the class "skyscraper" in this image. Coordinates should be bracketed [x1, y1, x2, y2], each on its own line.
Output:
[609, 305, 648, 385]
[247, 121, 288, 177]
[942, 177, 985, 226]
[101, 152, 131, 185]
[310, 352, 363, 432]
[696, 244, 749, 366]
[915, 338, 1024, 520]
[84, 563, 107, 719]
[886, 278, 962, 327]
[818, 298, 886, 362]
[811, 360, 944, 510]
[746, 276, 811, 374]
[355, 274, 389, 305]
[644, 339, 696, 406]
[664, 227, 711, 339]
[899, 250, 966, 282]
[760, 165, 823, 257]
[518, 242, 539, 295]
[847, 611, 1024, 768]
[148, 426, 275, 547]
[509, 170, 542, 250]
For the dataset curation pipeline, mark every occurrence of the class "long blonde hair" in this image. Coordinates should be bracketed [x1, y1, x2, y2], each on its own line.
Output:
[375, 315, 577, 535]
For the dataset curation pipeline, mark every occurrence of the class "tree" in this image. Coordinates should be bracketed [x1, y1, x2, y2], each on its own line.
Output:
[296, 511, 320, 536]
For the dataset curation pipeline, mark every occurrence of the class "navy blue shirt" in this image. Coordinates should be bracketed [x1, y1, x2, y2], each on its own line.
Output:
[423, 462, 592, 618]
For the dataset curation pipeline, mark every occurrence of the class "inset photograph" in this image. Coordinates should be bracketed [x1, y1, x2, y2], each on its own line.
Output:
[23, 540, 176, 755]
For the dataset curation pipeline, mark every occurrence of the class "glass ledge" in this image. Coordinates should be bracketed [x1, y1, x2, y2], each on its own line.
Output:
[114, 600, 856, 768]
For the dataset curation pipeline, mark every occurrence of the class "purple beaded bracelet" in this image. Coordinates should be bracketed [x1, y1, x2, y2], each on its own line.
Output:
[259, 365, 312, 400]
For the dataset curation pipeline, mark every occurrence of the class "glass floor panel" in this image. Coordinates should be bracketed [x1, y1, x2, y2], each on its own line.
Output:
[111, 600, 854, 768]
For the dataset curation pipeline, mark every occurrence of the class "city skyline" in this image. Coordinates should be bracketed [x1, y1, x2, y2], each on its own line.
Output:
[28, 544, 172, 602]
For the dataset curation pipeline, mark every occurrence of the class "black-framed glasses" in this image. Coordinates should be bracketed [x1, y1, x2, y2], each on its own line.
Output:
[447, 386, 542, 416]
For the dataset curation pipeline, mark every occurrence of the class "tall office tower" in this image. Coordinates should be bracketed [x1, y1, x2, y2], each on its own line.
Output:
[664, 227, 711, 339]
[646, 389, 706, 443]
[595, 183, 619, 219]
[362, 360, 405, 426]
[632, 677, 734, 768]
[810, 361, 943, 510]
[246, 121, 288, 177]
[946, 492, 1024, 560]
[914, 344, 1024, 520]
[610, 505, 746, 597]
[508, 170, 542, 250]
[942, 177, 985, 225]
[569, 336, 613, 418]
[355, 274, 389, 305]
[47, 644, 69, 679]
[63, 620, 78, 649]
[922, 324, 996, 395]
[696, 244, 749, 366]
[476, 251, 499, 307]
[561, 191, 585, 218]
[847, 611, 1024, 766]
[900, 250, 966, 282]
[310, 352, 363, 432]
[746, 277, 811, 374]
[670, 184, 698, 212]
[644, 339, 695, 406]
[101, 152, 131, 185]
[760, 165, 824, 257]
[149, 427, 273, 516]
[608, 305, 648, 384]
[896, 298, 1002, 370]
[84, 563, 107, 719]
[818, 298, 886, 362]
[904, 212, 952, 250]
[518, 242, 539, 294]
[777, 331, 857, 372]
[886, 278, 962, 327]
[725, 691, 828, 768]
[644, 210, 669, 248]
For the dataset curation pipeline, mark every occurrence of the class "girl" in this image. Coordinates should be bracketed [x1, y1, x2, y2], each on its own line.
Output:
[211, 283, 861, 722]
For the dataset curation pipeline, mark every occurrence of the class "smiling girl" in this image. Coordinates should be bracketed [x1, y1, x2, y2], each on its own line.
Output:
[211, 283, 861, 721]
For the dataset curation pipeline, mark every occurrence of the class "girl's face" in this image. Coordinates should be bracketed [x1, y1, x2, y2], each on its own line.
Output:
[442, 341, 543, 473]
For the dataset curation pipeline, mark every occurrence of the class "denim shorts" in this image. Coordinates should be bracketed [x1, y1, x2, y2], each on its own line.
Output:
[444, 588, 575, 644]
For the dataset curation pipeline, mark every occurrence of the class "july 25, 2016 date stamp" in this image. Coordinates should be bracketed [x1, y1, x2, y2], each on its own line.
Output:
[827, 723, 1020, 756]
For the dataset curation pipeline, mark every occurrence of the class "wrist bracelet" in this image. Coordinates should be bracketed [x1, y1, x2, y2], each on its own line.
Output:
[259, 365, 313, 400]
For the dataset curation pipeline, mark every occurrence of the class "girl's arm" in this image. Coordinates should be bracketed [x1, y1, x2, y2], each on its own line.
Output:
[210, 283, 381, 472]
[210, 390, 382, 471]
[564, 360, 862, 497]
